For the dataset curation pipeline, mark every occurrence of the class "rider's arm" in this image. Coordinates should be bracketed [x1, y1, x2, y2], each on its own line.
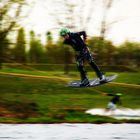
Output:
[107, 93, 114, 96]
[77, 31, 87, 41]
[102, 93, 114, 96]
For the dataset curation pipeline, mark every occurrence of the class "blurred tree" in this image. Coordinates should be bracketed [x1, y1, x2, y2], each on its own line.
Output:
[116, 41, 140, 67]
[13, 28, 26, 63]
[81, 0, 96, 31]
[0, 38, 12, 63]
[0, 0, 26, 68]
[28, 31, 44, 63]
[45, 31, 55, 63]
[44, 0, 96, 31]
[50, 0, 77, 74]
[46, 31, 53, 46]
[100, 0, 125, 40]
[44, 35, 74, 66]
[87, 36, 116, 65]
[100, 0, 114, 39]
[45, 44, 63, 64]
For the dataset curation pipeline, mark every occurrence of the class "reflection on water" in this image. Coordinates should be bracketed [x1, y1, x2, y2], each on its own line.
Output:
[0, 123, 139, 140]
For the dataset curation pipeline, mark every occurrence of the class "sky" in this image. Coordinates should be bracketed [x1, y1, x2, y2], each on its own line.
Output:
[21, 0, 140, 45]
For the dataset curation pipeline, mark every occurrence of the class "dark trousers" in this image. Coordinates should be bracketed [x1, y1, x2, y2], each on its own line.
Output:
[76, 48, 103, 80]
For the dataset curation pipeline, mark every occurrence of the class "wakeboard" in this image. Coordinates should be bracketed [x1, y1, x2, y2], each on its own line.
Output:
[68, 74, 118, 88]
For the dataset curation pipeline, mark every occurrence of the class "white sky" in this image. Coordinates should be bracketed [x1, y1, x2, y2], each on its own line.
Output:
[21, 0, 140, 45]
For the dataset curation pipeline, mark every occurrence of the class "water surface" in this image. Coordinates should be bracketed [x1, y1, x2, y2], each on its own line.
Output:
[0, 123, 139, 140]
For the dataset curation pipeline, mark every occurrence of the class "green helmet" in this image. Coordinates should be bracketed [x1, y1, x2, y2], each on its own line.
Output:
[115, 93, 123, 96]
[59, 28, 70, 36]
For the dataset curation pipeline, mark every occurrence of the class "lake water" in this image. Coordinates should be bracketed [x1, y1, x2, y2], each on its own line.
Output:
[0, 123, 139, 140]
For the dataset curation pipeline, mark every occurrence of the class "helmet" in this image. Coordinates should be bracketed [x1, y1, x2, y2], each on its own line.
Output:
[115, 93, 122, 96]
[59, 28, 70, 36]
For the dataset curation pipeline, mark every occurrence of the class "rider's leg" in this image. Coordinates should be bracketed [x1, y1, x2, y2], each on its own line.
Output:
[76, 62, 87, 80]
[76, 56, 89, 86]
[86, 51, 106, 81]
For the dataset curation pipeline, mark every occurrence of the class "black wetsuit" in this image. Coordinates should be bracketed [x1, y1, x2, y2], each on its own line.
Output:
[64, 31, 103, 80]
[108, 94, 121, 104]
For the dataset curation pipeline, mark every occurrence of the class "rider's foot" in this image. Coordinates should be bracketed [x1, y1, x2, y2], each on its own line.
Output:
[100, 75, 106, 83]
[80, 78, 90, 87]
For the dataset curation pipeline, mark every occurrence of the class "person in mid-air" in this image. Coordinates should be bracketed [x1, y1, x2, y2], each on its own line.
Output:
[59, 28, 106, 87]
[105, 93, 122, 111]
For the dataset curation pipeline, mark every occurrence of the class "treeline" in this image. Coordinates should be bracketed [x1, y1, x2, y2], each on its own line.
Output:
[1, 27, 140, 68]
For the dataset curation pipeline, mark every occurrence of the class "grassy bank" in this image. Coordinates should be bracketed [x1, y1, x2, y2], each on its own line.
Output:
[0, 68, 140, 123]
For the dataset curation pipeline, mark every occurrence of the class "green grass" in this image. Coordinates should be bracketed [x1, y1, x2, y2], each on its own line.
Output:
[115, 72, 140, 85]
[0, 68, 140, 123]
[1, 67, 140, 84]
